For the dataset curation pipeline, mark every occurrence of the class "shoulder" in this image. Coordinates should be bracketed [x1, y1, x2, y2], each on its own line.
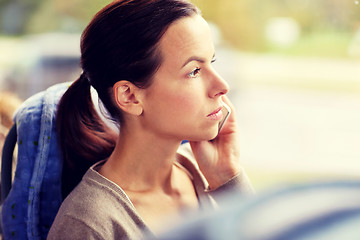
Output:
[60, 165, 134, 215]
[49, 165, 149, 239]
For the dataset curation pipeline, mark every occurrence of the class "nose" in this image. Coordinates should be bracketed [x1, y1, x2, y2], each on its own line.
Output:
[208, 69, 229, 98]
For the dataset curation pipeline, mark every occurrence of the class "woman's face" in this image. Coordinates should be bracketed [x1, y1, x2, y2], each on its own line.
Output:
[141, 14, 229, 141]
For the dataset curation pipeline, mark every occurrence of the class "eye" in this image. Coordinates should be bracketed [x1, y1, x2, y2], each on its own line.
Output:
[188, 67, 201, 78]
[211, 57, 216, 63]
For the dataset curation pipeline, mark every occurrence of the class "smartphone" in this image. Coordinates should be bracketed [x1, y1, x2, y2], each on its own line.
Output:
[218, 103, 231, 134]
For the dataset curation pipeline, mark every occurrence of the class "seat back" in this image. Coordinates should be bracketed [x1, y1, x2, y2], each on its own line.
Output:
[1, 83, 70, 240]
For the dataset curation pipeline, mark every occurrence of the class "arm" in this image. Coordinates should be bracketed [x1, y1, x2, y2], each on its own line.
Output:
[206, 170, 254, 204]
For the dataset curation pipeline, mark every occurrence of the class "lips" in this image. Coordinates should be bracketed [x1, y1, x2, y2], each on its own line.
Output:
[207, 107, 223, 120]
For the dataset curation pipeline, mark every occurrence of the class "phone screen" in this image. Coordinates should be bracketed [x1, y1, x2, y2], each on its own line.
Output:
[218, 103, 231, 133]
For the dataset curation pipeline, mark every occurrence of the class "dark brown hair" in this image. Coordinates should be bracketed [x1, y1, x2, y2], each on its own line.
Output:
[57, 0, 199, 198]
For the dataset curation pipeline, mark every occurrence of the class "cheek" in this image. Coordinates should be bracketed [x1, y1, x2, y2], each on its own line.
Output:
[145, 77, 206, 121]
[172, 93, 193, 106]
[164, 90, 201, 115]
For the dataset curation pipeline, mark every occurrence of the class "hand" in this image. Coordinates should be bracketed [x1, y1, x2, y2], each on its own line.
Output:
[189, 96, 242, 190]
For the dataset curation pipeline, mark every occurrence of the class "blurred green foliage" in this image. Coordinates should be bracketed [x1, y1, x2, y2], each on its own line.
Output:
[192, 0, 360, 56]
[0, 0, 359, 56]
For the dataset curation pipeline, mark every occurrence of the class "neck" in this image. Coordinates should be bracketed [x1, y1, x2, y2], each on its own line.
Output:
[99, 123, 183, 192]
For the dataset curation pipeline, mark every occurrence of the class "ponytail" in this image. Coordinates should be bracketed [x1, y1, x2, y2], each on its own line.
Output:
[56, 74, 117, 198]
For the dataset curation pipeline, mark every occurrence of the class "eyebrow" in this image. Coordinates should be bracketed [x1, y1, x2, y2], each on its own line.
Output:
[181, 53, 216, 68]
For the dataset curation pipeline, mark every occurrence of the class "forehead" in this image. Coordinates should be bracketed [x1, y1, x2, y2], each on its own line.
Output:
[159, 15, 214, 67]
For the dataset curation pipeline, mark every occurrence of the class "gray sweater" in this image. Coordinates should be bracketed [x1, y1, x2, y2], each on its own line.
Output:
[47, 144, 253, 240]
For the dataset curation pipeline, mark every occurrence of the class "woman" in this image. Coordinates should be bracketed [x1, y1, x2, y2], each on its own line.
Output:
[48, 0, 253, 239]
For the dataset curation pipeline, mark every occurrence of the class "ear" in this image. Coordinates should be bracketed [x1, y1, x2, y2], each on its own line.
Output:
[113, 80, 143, 116]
